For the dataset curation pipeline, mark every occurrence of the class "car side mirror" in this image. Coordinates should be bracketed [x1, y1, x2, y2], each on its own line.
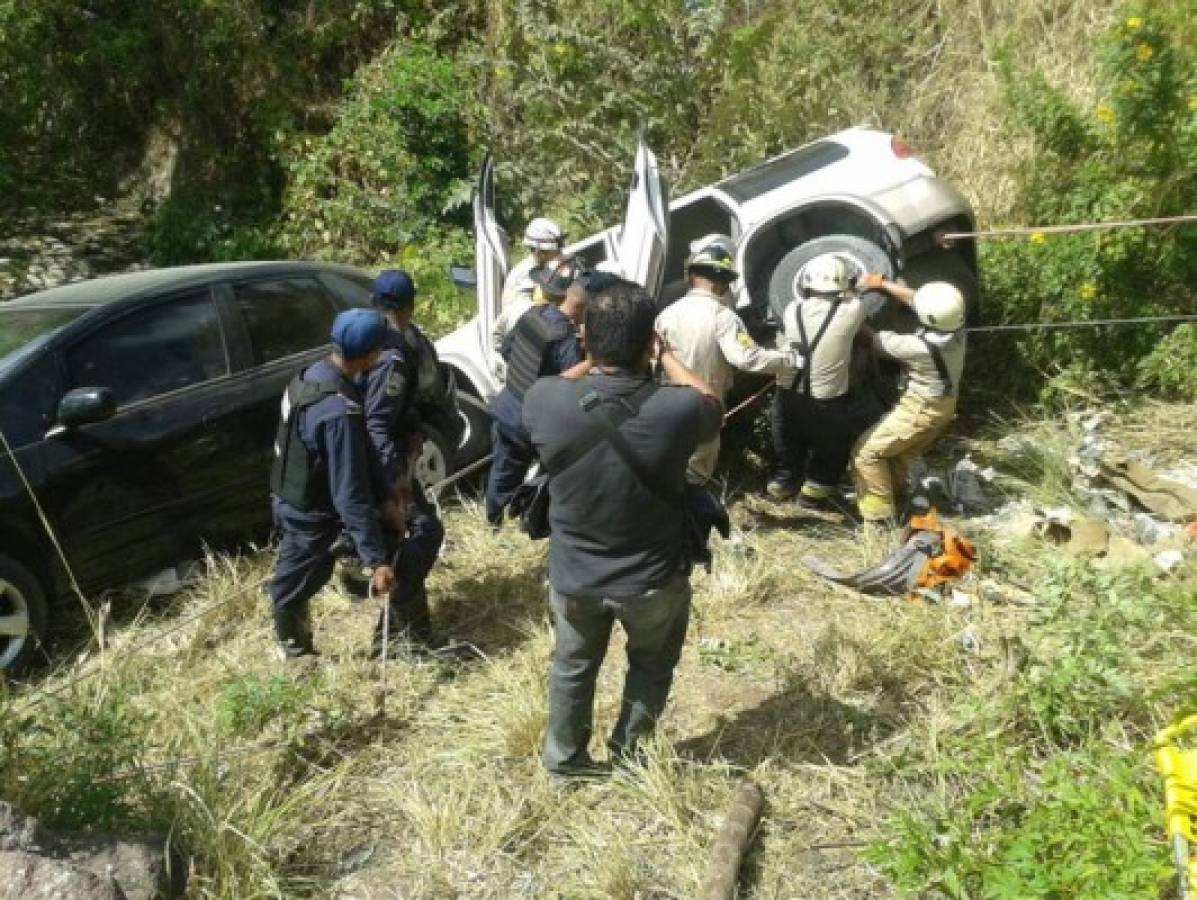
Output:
[56, 387, 117, 430]
[449, 266, 477, 292]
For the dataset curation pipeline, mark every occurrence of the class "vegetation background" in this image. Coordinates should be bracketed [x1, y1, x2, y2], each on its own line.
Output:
[1, 0, 1194, 394]
[2, 1, 1197, 897]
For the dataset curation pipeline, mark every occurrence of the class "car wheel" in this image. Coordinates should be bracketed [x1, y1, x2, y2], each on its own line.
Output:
[0, 555, 48, 673]
[414, 426, 454, 492]
[899, 250, 982, 326]
[455, 392, 493, 466]
[766, 233, 896, 323]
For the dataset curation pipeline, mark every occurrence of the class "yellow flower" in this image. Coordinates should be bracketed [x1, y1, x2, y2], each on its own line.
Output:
[1096, 104, 1116, 125]
[1136, 43, 1154, 62]
[1126, 16, 1143, 31]
[552, 42, 569, 58]
[1080, 283, 1098, 301]
[1029, 231, 1047, 245]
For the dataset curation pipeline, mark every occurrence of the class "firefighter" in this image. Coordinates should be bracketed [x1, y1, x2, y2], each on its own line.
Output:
[485, 258, 586, 526]
[767, 253, 880, 511]
[364, 270, 448, 653]
[267, 309, 400, 658]
[500, 217, 567, 311]
[655, 234, 797, 483]
[851, 277, 967, 524]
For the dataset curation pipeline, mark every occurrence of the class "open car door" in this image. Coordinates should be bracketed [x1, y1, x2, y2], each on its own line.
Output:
[613, 137, 670, 296]
[473, 153, 508, 369]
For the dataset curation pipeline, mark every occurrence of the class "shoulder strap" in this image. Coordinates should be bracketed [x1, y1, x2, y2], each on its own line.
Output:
[579, 381, 684, 508]
[540, 379, 658, 478]
[918, 331, 953, 395]
[797, 298, 841, 395]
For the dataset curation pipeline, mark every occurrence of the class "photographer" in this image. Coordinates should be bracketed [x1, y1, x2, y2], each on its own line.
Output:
[523, 277, 721, 778]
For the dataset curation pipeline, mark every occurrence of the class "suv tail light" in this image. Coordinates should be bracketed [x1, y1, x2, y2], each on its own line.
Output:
[891, 136, 914, 159]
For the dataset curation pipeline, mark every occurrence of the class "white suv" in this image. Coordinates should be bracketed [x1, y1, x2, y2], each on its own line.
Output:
[435, 126, 978, 470]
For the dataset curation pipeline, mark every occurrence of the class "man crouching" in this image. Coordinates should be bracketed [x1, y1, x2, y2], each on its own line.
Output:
[523, 278, 722, 778]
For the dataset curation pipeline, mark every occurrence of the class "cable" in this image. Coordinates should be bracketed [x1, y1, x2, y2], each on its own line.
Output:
[968, 313, 1197, 334]
[939, 213, 1197, 246]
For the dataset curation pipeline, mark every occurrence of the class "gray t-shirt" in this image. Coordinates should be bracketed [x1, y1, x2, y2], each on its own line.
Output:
[524, 371, 722, 596]
[781, 295, 866, 399]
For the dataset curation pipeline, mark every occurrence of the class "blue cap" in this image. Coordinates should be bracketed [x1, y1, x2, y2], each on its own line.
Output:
[331, 309, 386, 360]
[372, 269, 416, 309]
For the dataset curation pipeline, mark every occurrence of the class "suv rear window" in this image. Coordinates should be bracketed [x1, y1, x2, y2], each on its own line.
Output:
[234, 278, 337, 365]
[718, 141, 850, 205]
[67, 292, 228, 406]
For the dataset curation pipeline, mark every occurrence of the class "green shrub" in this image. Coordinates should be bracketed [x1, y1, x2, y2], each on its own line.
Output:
[982, 1, 1197, 398]
[869, 557, 1196, 898]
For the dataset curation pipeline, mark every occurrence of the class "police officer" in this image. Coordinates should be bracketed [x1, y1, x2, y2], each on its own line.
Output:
[268, 309, 400, 658]
[655, 234, 797, 483]
[364, 271, 448, 652]
[485, 257, 587, 526]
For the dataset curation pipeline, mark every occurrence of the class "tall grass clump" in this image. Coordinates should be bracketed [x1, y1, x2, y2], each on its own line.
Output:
[979, 1, 1197, 399]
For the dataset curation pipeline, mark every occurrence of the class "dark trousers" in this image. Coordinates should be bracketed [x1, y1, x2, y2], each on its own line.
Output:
[485, 419, 536, 525]
[543, 574, 691, 772]
[379, 483, 445, 641]
[771, 387, 880, 490]
[268, 499, 339, 612]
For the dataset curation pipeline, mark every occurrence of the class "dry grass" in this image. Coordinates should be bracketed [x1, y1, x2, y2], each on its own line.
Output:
[6, 401, 1193, 897]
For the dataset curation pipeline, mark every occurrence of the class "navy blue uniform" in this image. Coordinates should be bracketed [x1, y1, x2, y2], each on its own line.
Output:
[363, 326, 446, 643]
[269, 360, 391, 612]
[485, 305, 584, 524]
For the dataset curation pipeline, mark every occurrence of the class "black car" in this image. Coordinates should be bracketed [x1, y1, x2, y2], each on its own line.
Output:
[0, 261, 398, 671]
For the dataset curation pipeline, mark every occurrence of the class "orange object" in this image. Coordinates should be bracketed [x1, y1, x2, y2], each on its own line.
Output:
[909, 509, 977, 593]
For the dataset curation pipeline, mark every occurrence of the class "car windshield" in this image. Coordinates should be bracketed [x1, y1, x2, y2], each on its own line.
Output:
[0, 306, 90, 368]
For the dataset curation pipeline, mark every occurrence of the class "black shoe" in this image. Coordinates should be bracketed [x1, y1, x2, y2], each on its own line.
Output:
[547, 757, 612, 785]
[273, 604, 317, 658]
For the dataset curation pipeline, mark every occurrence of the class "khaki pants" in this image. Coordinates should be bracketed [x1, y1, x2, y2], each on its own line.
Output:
[852, 393, 957, 520]
[687, 437, 721, 485]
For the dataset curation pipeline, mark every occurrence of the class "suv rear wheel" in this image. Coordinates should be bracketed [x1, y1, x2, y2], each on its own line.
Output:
[0, 554, 47, 672]
[766, 233, 895, 323]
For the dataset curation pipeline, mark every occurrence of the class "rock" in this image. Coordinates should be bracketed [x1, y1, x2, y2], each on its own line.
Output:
[0, 803, 179, 899]
[0, 850, 125, 900]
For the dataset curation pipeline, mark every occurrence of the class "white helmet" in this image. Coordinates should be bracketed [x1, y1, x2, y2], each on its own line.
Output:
[523, 217, 565, 250]
[913, 282, 966, 332]
[798, 253, 853, 296]
[686, 233, 739, 280]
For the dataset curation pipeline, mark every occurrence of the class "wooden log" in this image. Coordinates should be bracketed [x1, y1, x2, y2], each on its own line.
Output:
[699, 779, 766, 900]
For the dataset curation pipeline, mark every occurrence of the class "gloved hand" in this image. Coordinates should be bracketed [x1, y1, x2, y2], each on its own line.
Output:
[861, 273, 886, 291]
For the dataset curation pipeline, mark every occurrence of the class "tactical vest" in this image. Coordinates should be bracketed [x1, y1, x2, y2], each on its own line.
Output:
[503, 306, 572, 401]
[270, 375, 341, 511]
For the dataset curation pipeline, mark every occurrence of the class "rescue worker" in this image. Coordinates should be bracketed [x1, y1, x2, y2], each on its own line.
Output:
[485, 258, 587, 526]
[500, 217, 566, 311]
[267, 309, 400, 658]
[655, 234, 797, 483]
[364, 270, 448, 653]
[851, 278, 967, 524]
[767, 253, 880, 510]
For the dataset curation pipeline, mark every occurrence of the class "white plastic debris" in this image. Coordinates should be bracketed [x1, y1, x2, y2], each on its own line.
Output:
[1133, 513, 1180, 546]
[949, 456, 990, 514]
[1154, 549, 1185, 573]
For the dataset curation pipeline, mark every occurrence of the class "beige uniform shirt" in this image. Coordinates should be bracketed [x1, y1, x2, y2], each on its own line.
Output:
[875, 329, 967, 400]
[656, 288, 794, 400]
[780, 295, 866, 399]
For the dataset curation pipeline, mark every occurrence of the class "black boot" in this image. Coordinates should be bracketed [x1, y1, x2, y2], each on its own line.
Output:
[273, 603, 317, 658]
[372, 585, 439, 657]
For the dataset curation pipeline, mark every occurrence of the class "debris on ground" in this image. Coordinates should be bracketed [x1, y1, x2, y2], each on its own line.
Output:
[805, 510, 975, 602]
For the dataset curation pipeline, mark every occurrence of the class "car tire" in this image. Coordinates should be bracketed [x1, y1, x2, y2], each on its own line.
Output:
[766, 233, 896, 323]
[413, 426, 454, 493]
[454, 392, 493, 467]
[898, 250, 982, 326]
[0, 554, 48, 673]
